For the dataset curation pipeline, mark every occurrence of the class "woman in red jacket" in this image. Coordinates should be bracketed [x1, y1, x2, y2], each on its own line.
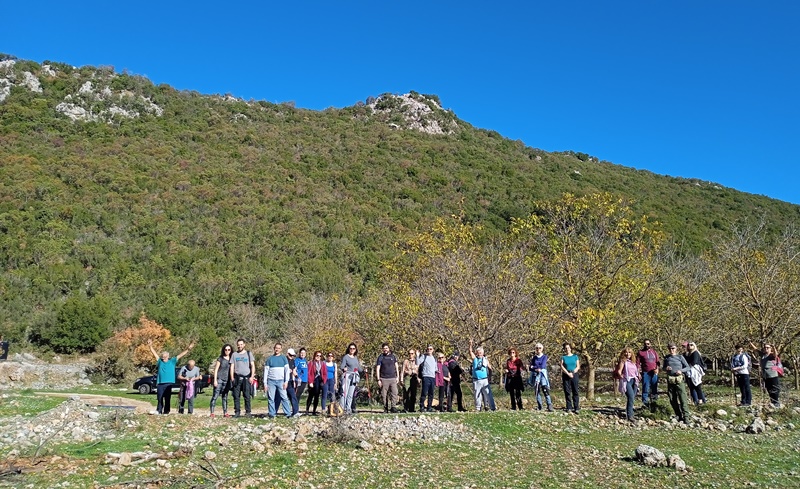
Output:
[306, 350, 328, 415]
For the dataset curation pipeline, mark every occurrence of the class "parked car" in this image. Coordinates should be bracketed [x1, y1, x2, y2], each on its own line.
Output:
[133, 368, 213, 395]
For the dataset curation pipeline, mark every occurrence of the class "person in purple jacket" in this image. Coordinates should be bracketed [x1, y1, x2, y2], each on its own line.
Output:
[529, 343, 553, 411]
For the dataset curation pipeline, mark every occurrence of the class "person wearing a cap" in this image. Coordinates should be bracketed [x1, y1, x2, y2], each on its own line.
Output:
[286, 348, 303, 417]
[662, 343, 691, 424]
[263, 342, 292, 419]
[447, 351, 467, 412]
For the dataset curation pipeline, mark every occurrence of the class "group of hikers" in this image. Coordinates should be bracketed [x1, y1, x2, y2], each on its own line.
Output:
[145, 337, 786, 423]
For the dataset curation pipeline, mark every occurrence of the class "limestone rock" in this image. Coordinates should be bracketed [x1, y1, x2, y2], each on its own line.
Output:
[635, 444, 667, 467]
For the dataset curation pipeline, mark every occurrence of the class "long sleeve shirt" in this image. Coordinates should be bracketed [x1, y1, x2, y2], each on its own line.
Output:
[662, 354, 690, 376]
[264, 354, 290, 382]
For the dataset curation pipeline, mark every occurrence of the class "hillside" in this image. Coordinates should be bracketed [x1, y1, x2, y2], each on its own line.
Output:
[1, 55, 798, 347]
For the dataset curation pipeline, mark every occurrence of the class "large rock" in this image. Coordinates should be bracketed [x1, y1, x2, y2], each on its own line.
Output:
[746, 417, 766, 434]
[635, 444, 667, 467]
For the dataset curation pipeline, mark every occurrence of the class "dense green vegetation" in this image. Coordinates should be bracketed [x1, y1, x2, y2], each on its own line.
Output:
[1, 56, 798, 362]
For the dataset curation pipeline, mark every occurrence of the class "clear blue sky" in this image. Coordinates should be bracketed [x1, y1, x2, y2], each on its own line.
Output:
[3, 1, 798, 204]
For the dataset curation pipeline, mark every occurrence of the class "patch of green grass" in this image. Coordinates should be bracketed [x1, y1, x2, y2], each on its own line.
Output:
[0, 392, 66, 417]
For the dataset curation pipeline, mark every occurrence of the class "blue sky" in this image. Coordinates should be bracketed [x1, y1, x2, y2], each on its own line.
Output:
[2, 1, 798, 204]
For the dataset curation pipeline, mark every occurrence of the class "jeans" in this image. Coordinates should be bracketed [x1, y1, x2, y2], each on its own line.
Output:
[156, 383, 173, 414]
[287, 381, 299, 415]
[231, 375, 252, 415]
[342, 372, 359, 414]
[267, 378, 292, 417]
[562, 373, 580, 412]
[687, 378, 706, 405]
[736, 374, 752, 405]
[178, 384, 195, 414]
[209, 380, 230, 415]
[325, 377, 336, 403]
[625, 378, 637, 420]
[419, 376, 435, 410]
[641, 370, 658, 404]
[535, 383, 552, 410]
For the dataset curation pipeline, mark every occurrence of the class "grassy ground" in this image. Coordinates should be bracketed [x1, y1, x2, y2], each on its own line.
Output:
[1, 379, 798, 488]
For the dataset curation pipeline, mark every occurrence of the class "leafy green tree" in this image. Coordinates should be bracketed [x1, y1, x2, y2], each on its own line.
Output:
[34, 295, 113, 353]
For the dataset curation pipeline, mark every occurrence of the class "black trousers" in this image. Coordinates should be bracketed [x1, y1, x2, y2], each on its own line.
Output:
[231, 375, 252, 415]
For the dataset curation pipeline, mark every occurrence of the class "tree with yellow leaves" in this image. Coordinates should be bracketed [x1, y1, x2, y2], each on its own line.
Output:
[510, 193, 664, 399]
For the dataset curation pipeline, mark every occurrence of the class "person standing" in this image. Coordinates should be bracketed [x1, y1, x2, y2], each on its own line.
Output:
[615, 347, 639, 421]
[295, 348, 309, 403]
[447, 352, 466, 412]
[469, 340, 492, 412]
[435, 352, 451, 412]
[324, 352, 338, 407]
[146, 339, 194, 415]
[504, 348, 526, 410]
[636, 339, 660, 411]
[731, 344, 752, 407]
[306, 351, 327, 415]
[416, 346, 437, 412]
[684, 342, 707, 405]
[286, 348, 302, 417]
[401, 349, 419, 413]
[178, 359, 202, 414]
[210, 344, 234, 417]
[231, 338, 255, 417]
[760, 344, 781, 407]
[376, 343, 400, 413]
[560, 343, 581, 414]
[341, 343, 362, 415]
[663, 343, 691, 424]
[530, 343, 554, 412]
[263, 342, 293, 418]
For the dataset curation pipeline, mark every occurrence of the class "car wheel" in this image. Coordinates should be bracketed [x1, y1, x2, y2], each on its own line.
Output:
[138, 384, 152, 394]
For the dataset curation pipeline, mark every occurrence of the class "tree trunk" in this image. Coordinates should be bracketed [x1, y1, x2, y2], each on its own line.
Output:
[586, 365, 596, 401]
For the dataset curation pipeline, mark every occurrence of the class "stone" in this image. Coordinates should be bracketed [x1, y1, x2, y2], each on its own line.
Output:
[204, 451, 217, 461]
[716, 409, 727, 416]
[668, 454, 687, 471]
[358, 440, 374, 451]
[635, 444, 666, 467]
[117, 452, 132, 466]
[746, 417, 766, 434]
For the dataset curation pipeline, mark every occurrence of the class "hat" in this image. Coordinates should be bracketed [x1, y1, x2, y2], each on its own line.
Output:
[287, 348, 296, 356]
[452, 351, 460, 357]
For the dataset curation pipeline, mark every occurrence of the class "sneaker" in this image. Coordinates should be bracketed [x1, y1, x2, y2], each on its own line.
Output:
[223, 413, 231, 418]
[210, 413, 215, 418]
[547, 405, 554, 412]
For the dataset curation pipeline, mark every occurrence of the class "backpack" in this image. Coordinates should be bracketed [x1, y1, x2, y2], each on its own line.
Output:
[327, 401, 344, 417]
[774, 356, 785, 377]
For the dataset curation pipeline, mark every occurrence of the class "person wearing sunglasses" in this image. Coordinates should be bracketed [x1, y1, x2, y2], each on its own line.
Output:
[306, 351, 327, 415]
[210, 344, 234, 417]
[662, 343, 691, 424]
[341, 343, 362, 415]
[505, 348, 526, 410]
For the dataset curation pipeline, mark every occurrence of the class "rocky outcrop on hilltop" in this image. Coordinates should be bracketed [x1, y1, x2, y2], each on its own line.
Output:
[0, 58, 163, 123]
